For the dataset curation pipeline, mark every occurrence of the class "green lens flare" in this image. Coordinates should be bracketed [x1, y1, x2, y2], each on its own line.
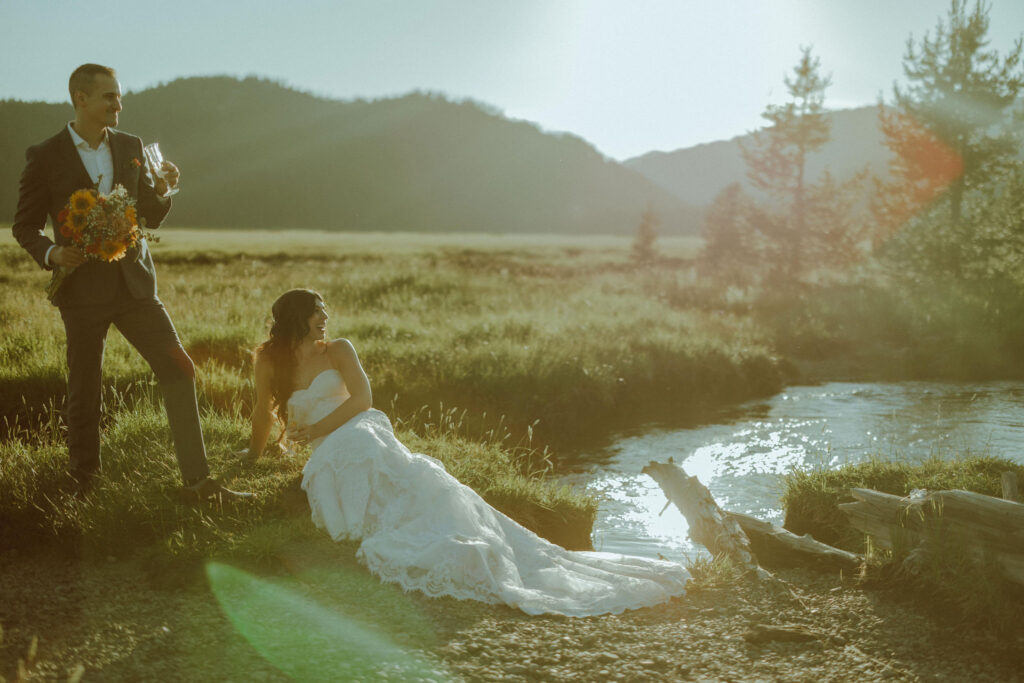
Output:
[206, 562, 448, 681]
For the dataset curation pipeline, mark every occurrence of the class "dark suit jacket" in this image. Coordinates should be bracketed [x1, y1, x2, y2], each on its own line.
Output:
[12, 126, 171, 307]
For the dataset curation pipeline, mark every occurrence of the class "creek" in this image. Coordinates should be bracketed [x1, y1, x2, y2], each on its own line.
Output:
[564, 381, 1024, 563]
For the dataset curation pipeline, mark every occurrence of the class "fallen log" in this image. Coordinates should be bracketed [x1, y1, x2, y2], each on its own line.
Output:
[642, 460, 861, 574]
[641, 460, 758, 571]
[726, 511, 862, 572]
[839, 488, 1024, 587]
[1003, 471, 1020, 503]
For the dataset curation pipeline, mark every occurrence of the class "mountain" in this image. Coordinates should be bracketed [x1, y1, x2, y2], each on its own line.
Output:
[0, 77, 702, 235]
[624, 106, 891, 206]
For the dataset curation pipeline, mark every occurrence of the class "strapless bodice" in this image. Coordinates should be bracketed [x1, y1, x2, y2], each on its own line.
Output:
[287, 369, 350, 428]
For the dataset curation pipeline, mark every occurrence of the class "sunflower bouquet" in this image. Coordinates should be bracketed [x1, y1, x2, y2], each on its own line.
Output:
[47, 184, 156, 302]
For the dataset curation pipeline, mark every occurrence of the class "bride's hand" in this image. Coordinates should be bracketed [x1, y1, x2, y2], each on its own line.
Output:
[288, 424, 314, 445]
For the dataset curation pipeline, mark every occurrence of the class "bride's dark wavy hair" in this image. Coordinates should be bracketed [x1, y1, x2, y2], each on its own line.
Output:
[255, 288, 324, 428]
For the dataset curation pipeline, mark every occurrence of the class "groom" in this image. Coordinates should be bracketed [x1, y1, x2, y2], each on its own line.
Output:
[11, 63, 248, 501]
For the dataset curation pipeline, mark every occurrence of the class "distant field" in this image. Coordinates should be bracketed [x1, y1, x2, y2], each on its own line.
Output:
[3, 225, 705, 258]
[1, 227, 768, 449]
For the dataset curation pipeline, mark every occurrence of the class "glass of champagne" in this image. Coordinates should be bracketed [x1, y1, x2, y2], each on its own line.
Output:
[143, 142, 179, 196]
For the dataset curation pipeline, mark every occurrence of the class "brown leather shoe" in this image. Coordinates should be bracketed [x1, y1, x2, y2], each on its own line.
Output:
[180, 477, 254, 503]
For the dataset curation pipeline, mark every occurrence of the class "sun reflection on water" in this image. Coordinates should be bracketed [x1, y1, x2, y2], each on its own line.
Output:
[568, 381, 1024, 564]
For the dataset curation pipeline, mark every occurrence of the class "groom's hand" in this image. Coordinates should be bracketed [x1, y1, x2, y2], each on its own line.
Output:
[154, 160, 180, 196]
[51, 246, 86, 268]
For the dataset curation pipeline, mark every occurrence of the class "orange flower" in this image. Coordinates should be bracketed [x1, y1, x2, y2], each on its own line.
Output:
[69, 189, 96, 214]
[65, 212, 88, 237]
[124, 206, 138, 227]
[98, 240, 127, 261]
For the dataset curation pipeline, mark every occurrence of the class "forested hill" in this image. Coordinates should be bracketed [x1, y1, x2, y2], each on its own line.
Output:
[0, 76, 701, 234]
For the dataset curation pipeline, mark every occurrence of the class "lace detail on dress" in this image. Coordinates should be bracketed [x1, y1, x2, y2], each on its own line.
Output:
[295, 370, 688, 616]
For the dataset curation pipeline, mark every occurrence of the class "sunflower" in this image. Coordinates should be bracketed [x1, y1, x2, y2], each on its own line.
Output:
[98, 240, 127, 262]
[64, 211, 88, 237]
[69, 189, 96, 214]
[124, 206, 138, 227]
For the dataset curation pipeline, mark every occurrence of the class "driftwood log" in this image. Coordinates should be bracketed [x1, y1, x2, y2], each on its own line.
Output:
[641, 460, 759, 571]
[726, 511, 861, 572]
[1003, 471, 1020, 503]
[642, 460, 861, 573]
[839, 487, 1024, 586]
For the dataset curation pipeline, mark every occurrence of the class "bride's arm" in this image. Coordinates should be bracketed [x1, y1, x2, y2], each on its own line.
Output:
[291, 339, 373, 443]
[246, 351, 277, 458]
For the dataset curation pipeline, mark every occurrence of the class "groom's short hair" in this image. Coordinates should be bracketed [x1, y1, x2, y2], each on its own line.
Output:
[69, 64, 117, 107]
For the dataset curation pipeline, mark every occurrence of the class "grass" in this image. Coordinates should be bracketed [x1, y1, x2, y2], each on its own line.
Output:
[782, 455, 1024, 630]
[0, 232, 781, 448]
[2, 229, 762, 561]
[0, 389, 596, 558]
[781, 454, 1024, 549]
[5, 227, 1024, 633]
[751, 275, 1024, 381]
[681, 553, 746, 590]
[869, 521, 1024, 631]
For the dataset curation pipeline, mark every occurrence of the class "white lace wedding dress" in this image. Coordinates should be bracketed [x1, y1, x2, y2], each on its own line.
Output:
[293, 369, 689, 616]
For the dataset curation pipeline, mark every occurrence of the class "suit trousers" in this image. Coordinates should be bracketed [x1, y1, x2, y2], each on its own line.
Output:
[58, 274, 209, 484]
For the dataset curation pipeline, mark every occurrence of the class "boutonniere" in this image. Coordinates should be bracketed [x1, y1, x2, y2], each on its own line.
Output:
[131, 157, 142, 168]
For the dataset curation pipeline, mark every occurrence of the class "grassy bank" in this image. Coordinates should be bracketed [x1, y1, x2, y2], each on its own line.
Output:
[752, 275, 1024, 382]
[783, 455, 1024, 547]
[1, 230, 777, 558]
[782, 455, 1024, 628]
[0, 389, 596, 557]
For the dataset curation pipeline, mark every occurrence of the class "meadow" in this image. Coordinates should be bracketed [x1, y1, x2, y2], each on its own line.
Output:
[4, 228, 1023, 681]
[0, 229, 783, 557]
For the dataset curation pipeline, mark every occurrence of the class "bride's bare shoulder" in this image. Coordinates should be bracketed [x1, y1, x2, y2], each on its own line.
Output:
[252, 347, 274, 385]
[324, 338, 359, 357]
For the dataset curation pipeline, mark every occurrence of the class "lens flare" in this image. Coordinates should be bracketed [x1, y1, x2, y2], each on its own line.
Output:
[874, 105, 964, 242]
[206, 562, 448, 681]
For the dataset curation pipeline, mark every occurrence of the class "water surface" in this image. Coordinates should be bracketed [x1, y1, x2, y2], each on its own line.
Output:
[566, 381, 1024, 563]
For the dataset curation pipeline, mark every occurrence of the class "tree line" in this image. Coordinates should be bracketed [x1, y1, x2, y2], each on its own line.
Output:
[696, 0, 1024, 289]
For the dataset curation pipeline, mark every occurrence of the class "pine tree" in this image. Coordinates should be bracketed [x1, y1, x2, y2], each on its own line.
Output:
[631, 206, 659, 263]
[740, 46, 832, 281]
[699, 183, 761, 287]
[878, 0, 1023, 239]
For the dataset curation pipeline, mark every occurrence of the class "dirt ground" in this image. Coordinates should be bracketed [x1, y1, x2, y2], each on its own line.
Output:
[1, 545, 1021, 682]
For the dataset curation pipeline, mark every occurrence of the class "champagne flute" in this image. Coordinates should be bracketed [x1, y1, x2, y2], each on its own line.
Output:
[143, 142, 179, 196]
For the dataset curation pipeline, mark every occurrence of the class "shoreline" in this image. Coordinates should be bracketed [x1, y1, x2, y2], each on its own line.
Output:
[2, 545, 1021, 682]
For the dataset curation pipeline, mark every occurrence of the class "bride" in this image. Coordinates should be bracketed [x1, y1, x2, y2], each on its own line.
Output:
[244, 289, 689, 616]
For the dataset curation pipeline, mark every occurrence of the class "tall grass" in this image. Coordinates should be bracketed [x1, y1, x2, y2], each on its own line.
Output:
[752, 275, 1024, 381]
[0, 235, 782, 449]
[0, 390, 595, 556]
[6, 232, 758, 557]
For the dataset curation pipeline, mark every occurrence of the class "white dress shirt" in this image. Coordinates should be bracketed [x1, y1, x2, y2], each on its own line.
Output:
[68, 122, 114, 194]
[46, 123, 115, 266]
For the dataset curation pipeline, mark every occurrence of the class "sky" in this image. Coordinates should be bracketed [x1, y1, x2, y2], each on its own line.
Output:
[2, 0, 1023, 160]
